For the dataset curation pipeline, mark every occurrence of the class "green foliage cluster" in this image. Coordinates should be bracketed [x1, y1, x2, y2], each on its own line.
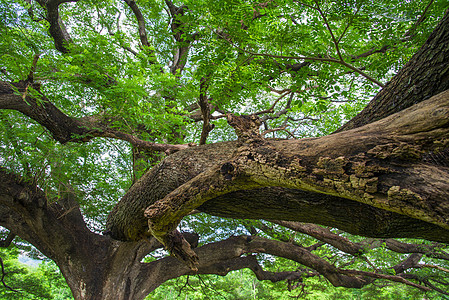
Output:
[0, 246, 72, 299]
[1, 0, 449, 298]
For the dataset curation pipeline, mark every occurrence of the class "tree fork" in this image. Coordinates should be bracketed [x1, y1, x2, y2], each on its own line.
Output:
[140, 91, 449, 267]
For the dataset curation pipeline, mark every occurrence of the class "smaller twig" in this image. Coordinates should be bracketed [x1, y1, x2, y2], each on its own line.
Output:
[337, 5, 361, 44]
[177, 275, 191, 297]
[256, 91, 291, 115]
[314, 0, 344, 61]
[0, 257, 20, 293]
[338, 258, 356, 269]
[405, 0, 435, 37]
[27, 53, 40, 82]
[292, 0, 318, 10]
[262, 126, 296, 138]
[418, 264, 449, 273]
[225, 42, 385, 87]
[196, 275, 211, 298]
[361, 256, 379, 272]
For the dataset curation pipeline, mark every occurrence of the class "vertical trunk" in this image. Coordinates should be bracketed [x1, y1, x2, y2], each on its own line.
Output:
[61, 240, 154, 300]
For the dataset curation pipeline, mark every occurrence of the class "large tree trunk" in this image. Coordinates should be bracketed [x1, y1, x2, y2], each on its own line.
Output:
[1, 7, 449, 300]
[105, 9, 449, 253]
[106, 90, 449, 246]
[2, 169, 328, 299]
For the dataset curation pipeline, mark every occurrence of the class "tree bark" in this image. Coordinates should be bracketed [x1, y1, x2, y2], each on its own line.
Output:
[1, 5, 449, 300]
[105, 10, 449, 251]
[106, 90, 449, 249]
[6, 168, 378, 299]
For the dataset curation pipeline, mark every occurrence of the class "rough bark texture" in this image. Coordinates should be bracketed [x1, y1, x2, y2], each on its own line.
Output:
[106, 90, 449, 253]
[1, 5, 449, 300]
[5, 169, 377, 299]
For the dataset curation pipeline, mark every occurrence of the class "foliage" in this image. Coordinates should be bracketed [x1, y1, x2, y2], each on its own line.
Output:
[0, 245, 72, 299]
[1, 0, 449, 298]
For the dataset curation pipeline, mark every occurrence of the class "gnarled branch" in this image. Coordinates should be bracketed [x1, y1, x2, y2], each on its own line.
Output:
[0, 81, 193, 154]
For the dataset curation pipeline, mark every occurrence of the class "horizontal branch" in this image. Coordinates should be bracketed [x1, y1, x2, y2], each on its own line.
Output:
[339, 269, 431, 292]
[272, 221, 364, 255]
[222, 38, 385, 87]
[273, 221, 449, 261]
[142, 235, 436, 294]
[0, 81, 193, 154]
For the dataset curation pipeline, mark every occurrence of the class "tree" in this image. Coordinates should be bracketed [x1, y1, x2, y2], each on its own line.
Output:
[1, 0, 449, 299]
[0, 239, 72, 299]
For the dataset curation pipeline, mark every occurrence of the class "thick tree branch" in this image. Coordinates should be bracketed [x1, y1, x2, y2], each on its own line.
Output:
[108, 91, 449, 248]
[143, 90, 449, 265]
[141, 235, 372, 292]
[36, 0, 80, 53]
[272, 221, 364, 256]
[273, 220, 449, 264]
[198, 77, 214, 145]
[392, 253, 423, 275]
[165, 1, 196, 75]
[0, 81, 192, 153]
[123, 0, 151, 48]
[339, 269, 431, 292]
[381, 239, 449, 261]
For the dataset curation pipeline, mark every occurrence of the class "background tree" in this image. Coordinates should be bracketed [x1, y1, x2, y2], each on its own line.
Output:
[1, 0, 449, 299]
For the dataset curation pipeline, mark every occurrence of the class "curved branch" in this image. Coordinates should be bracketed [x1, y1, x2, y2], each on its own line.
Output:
[0, 257, 19, 293]
[339, 269, 431, 292]
[141, 235, 371, 292]
[273, 221, 449, 261]
[403, 273, 449, 296]
[36, 0, 80, 53]
[272, 221, 364, 256]
[0, 81, 193, 154]
[382, 239, 449, 260]
[123, 0, 151, 48]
